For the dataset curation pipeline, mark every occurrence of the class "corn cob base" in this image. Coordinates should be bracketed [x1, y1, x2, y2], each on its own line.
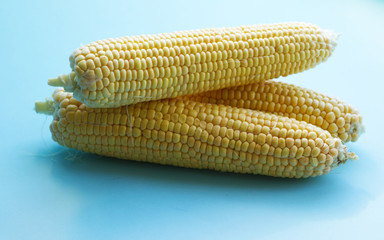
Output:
[35, 88, 357, 178]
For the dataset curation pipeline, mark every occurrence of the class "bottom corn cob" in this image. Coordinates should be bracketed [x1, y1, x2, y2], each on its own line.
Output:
[35, 88, 357, 178]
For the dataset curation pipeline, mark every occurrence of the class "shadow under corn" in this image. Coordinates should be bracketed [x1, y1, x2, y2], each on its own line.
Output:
[34, 144, 375, 239]
[41, 145, 372, 211]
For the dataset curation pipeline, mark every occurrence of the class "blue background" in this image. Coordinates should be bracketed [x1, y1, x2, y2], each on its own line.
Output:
[1, 0, 383, 239]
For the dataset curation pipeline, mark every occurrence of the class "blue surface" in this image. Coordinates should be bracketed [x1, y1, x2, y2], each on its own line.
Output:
[1, 0, 384, 239]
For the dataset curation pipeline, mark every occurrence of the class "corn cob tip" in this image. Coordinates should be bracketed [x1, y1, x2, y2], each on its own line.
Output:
[35, 98, 55, 115]
[48, 72, 77, 91]
[335, 145, 358, 167]
[350, 122, 365, 142]
[347, 152, 359, 161]
[321, 29, 339, 51]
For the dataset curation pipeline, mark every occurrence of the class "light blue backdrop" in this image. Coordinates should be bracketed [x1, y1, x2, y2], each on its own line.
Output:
[1, 0, 383, 239]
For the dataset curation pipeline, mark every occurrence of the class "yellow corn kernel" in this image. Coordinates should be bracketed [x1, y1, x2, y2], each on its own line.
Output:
[48, 22, 338, 108]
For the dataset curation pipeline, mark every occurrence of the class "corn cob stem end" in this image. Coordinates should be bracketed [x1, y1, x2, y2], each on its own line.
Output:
[35, 98, 55, 115]
[48, 72, 77, 91]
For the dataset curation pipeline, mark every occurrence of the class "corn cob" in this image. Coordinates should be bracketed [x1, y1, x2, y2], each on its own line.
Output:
[186, 81, 364, 142]
[35, 88, 356, 178]
[48, 22, 338, 108]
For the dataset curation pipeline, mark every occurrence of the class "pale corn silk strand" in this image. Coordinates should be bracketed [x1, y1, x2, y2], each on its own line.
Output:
[35, 88, 357, 178]
[38, 117, 76, 159]
[34, 100, 80, 160]
[48, 22, 338, 108]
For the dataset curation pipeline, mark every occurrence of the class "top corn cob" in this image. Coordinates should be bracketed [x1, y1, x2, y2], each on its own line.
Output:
[48, 22, 338, 108]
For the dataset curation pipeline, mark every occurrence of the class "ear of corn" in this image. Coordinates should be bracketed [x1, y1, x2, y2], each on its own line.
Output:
[186, 81, 364, 142]
[48, 22, 338, 108]
[35, 88, 357, 178]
